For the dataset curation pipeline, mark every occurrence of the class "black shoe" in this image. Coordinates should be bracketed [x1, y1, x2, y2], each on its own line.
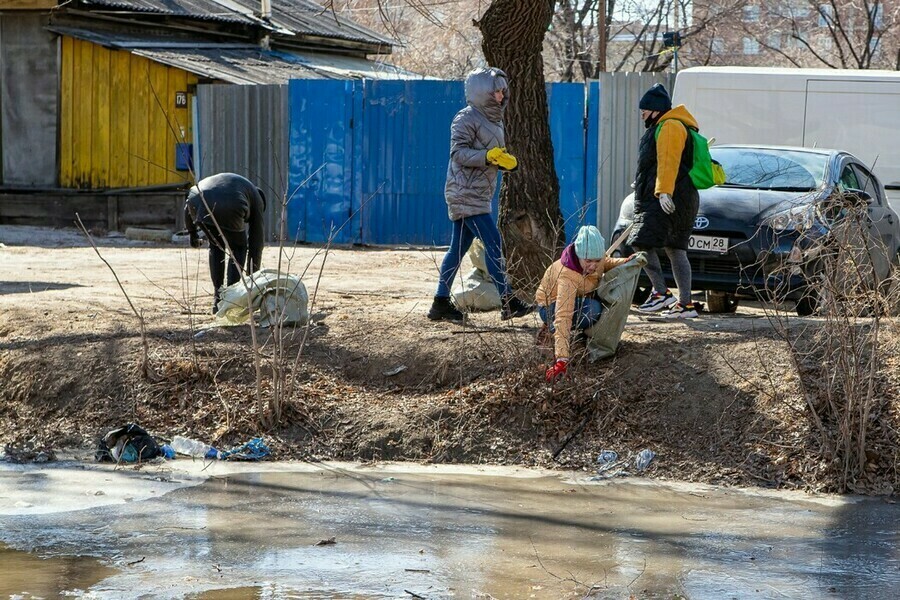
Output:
[427, 296, 464, 322]
[501, 295, 535, 320]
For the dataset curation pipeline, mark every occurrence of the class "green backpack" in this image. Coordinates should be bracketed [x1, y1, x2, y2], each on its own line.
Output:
[655, 121, 726, 190]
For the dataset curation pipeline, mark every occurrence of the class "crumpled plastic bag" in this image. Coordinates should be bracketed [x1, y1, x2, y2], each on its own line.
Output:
[452, 239, 502, 311]
[219, 437, 270, 461]
[584, 253, 647, 361]
[215, 268, 309, 328]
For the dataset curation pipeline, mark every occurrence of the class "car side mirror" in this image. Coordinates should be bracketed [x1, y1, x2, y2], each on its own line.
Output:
[844, 188, 873, 205]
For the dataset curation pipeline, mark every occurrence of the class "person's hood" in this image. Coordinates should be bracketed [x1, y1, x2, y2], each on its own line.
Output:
[465, 67, 508, 123]
[657, 104, 699, 130]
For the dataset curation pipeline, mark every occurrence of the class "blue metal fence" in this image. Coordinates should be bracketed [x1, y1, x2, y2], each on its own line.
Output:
[287, 80, 600, 246]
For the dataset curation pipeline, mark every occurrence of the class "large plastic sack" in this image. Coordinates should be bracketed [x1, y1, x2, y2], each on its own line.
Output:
[452, 239, 502, 311]
[584, 253, 647, 360]
[215, 268, 309, 328]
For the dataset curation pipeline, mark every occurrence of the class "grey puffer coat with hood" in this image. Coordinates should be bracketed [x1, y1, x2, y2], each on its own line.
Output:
[444, 67, 509, 221]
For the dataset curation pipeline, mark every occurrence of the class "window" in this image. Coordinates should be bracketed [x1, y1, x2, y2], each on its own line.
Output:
[743, 37, 760, 55]
[872, 3, 884, 29]
[770, 3, 792, 18]
[839, 165, 860, 191]
[712, 148, 828, 190]
[711, 37, 725, 54]
[743, 5, 760, 22]
[791, 0, 811, 17]
[851, 165, 882, 205]
[870, 37, 882, 58]
[818, 4, 833, 27]
[767, 33, 782, 49]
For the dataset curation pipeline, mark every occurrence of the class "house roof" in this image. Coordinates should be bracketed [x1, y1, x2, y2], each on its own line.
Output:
[77, 0, 393, 49]
[48, 25, 416, 83]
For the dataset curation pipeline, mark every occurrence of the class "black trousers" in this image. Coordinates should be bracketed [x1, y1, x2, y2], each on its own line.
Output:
[200, 224, 248, 311]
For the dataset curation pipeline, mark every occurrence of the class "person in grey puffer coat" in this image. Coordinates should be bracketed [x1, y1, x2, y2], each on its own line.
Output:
[428, 67, 535, 322]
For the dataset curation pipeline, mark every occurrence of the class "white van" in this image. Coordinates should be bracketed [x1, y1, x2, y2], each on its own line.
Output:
[672, 67, 900, 212]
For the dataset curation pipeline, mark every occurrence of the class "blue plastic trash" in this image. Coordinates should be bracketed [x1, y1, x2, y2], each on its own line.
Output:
[218, 438, 270, 461]
[635, 449, 656, 471]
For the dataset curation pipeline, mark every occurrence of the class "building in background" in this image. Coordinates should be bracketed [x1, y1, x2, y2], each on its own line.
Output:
[0, 0, 411, 229]
[689, 1, 898, 70]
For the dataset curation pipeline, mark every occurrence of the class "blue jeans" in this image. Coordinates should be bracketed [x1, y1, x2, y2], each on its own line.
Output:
[435, 213, 511, 298]
[539, 298, 603, 332]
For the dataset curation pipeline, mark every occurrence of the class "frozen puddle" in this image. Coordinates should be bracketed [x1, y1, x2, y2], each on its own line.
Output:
[0, 460, 897, 599]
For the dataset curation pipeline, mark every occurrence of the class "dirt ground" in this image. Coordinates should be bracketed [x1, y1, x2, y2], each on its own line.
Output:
[1, 225, 897, 495]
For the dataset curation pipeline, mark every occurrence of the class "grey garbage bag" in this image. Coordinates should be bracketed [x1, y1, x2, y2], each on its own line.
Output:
[215, 268, 309, 328]
[584, 253, 647, 360]
[452, 239, 502, 311]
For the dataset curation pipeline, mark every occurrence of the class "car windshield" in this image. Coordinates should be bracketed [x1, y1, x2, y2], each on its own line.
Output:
[712, 148, 828, 191]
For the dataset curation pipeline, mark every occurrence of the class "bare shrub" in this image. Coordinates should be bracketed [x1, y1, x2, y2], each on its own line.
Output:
[755, 191, 900, 491]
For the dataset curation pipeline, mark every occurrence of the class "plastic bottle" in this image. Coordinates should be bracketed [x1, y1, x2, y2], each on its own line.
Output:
[170, 435, 219, 459]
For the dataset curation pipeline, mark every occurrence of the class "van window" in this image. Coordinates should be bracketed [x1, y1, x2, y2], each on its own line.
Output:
[712, 148, 828, 190]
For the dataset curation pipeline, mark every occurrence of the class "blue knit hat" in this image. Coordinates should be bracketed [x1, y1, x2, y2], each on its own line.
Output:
[574, 226, 606, 260]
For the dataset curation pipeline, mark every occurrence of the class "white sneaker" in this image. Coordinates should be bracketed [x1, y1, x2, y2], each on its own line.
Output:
[662, 302, 699, 319]
[637, 290, 676, 313]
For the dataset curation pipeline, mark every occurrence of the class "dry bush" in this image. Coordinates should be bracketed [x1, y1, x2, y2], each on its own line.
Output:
[755, 192, 900, 492]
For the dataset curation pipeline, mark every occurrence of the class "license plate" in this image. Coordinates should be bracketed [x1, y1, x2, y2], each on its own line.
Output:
[689, 234, 729, 253]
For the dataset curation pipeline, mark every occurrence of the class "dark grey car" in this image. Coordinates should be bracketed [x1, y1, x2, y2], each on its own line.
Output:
[612, 145, 900, 315]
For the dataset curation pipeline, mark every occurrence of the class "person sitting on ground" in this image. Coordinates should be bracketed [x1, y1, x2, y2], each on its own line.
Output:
[536, 226, 635, 383]
[184, 172, 266, 313]
[427, 66, 534, 323]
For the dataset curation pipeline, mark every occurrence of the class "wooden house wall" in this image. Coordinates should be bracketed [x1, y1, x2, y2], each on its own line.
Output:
[59, 36, 198, 189]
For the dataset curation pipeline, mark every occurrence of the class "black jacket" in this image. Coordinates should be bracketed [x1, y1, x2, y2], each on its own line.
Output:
[628, 113, 700, 250]
[185, 173, 266, 271]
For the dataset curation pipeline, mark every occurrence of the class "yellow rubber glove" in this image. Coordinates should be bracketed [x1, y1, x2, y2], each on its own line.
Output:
[486, 147, 518, 171]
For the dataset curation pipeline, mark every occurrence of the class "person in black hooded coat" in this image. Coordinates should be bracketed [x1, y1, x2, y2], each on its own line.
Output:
[627, 83, 702, 319]
[184, 173, 266, 313]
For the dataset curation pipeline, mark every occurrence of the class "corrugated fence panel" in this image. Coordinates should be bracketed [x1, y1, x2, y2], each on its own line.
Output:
[597, 72, 674, 240]
[361, 80, 465, 246]
[287, 79, 358, 244]
[585, 80, 600, 232]
[196, 84, 288, 240]
[547, 82, 587, 244]
[276, 76, 674, 245]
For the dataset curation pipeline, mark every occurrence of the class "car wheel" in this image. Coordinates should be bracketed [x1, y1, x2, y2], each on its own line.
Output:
[705, 290, 739, 313]
[795, 292, 818, 317]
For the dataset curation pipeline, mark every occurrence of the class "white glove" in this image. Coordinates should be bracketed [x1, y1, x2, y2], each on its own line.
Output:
[659, 193, 676, 215]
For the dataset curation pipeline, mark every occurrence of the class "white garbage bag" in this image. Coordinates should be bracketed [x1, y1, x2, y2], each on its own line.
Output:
[452, 239, 502, 311]
[215, 268, 309, 328]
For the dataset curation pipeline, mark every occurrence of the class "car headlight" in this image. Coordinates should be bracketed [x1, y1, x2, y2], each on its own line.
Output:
[766, 205, 817, 233]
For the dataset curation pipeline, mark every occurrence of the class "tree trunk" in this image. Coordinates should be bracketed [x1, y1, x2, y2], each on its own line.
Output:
[478, 0, 563, 294]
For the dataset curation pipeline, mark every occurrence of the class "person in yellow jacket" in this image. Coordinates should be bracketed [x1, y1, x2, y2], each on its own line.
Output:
[627, 83, 702, 319]
[536, 226, 635, 382]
